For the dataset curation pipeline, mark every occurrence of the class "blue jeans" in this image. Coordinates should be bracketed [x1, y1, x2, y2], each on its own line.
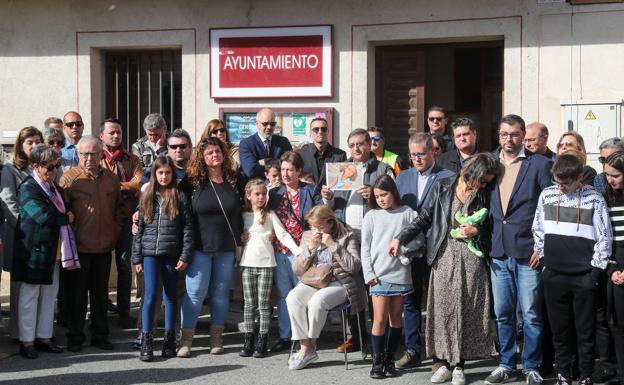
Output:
[142, 256, 178, 332]
[275, 252, 299, 339]
[181, 250, 235, 329]
[115, 219, 133, 316]
[490, 257, 543, 373]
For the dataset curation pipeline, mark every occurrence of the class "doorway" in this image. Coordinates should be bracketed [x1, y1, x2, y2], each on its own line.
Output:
[375, 41, 503, 156]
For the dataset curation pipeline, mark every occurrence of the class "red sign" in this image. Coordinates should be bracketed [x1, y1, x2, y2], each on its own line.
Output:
[210, 26, 332, 98]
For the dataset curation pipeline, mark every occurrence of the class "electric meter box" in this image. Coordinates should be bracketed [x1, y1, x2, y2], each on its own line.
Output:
[561, 101, 622, 155]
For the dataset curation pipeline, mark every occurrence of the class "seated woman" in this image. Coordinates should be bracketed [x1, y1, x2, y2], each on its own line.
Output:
[285, 204, 367, 370]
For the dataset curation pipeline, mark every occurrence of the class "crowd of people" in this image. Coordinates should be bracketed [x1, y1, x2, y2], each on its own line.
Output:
[0, 106, 622, 385]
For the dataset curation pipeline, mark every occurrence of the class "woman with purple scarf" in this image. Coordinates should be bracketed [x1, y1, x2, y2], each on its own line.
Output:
[13, 144, 78, 359]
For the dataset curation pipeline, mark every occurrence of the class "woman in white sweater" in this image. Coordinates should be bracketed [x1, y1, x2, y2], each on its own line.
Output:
[239, 178, 303, 358]
[361, 175, 416, 379]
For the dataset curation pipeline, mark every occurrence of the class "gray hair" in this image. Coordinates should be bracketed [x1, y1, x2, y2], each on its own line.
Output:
[408, 132, 433, 152]
[29, 143, 60, 165]
[77, 135, 103, 151]
[143, 113, 167, 131]
[42, 127, 65, 145]
[347, 128, 371, 143]
[599, 137, 624, 151]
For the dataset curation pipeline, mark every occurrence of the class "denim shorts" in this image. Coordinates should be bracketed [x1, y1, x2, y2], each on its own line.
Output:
[369, 280, 414, 297]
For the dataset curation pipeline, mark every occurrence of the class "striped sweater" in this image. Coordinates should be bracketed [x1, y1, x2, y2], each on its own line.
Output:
[609, 202, 624, 245]
[532, 185, 611, 273]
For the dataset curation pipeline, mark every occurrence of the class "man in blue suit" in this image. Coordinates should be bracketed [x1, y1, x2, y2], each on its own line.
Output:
[485, 115, 552, 385]
[395, 132, 454, 369]
[239, 108, 293, 179]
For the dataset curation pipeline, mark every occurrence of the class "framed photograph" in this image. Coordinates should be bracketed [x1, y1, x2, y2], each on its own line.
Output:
[326, 162, 363, 191]
[210, 25, 333, 98]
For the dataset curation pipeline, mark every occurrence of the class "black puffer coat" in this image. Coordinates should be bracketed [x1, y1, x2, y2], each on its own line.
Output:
[131, 191, 193, 264]
[397, 174, 490, 266]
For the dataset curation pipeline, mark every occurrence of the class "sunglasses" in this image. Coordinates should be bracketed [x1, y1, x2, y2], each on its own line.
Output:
[598, 156, 607, 164]
[168, 143, 188, 150]
[428, 117, 444, 122]
[65, 121, 84, 127]
[551, 177, 575, 189]
[311, 126, 328, 133]
[259, 121, 276, 127]
[370, 135, 383, 142]
[557, 141, 576, 149]
[212, 128, 227, 134]
[40, 163, 61, 171]
[48, 140, 64, 146]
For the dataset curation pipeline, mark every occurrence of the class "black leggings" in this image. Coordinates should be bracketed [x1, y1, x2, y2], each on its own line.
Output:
[612, 281, 624, 381]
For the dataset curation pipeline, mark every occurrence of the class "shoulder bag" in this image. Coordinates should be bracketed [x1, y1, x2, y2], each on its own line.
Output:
[208, 178, 244, 263]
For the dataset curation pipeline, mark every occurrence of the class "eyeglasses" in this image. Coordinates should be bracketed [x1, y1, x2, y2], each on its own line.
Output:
[499, 132, 522, 139]
[212, 128, 227, 134]
[259, 121, 276, 128]
[48, 140, 64, 146]
[370, 136, 383, 142]
[598, 156, 607, 164]
[168, 144, 188, 150]
[409, 152, 428, 159]
[551, 178, 575, 189]
[347, 141, 367, 149]
[557, 141, 576, 149]
[79, 151, 100, 158]
[64, 121, 84, 127]
[40, 163, 61, 171]
[428, 117, 444, 122]
[311, 126, 328, 133]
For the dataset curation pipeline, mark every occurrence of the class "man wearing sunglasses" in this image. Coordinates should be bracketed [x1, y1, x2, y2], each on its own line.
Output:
[240, 108, 293, 179]
[427, 106, 453, 151]
[299, 117, 346, 186]
[367, 127, 401, 176]
[99, 118, 144, 330]
[61, 111, 85, 168]
[131, 113, 169, 174]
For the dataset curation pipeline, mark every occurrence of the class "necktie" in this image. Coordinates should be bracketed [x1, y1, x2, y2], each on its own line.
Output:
[264, 139, 270, 157]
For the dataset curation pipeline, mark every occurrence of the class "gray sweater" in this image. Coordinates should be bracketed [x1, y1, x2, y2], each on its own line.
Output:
[361, 205, 415, 285]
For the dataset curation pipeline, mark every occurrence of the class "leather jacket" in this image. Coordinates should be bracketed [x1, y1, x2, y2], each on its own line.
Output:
[396, 174, 490, 266]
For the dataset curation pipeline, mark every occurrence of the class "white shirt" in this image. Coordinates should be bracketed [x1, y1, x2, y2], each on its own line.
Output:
[499, 146, 527, 166]
[417, 165, 434, 202]
[240, 210, 303, 268]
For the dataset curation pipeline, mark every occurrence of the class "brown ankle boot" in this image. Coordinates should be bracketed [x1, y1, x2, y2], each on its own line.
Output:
[176, 328, 194, 358]
[209, 325, 224, 354]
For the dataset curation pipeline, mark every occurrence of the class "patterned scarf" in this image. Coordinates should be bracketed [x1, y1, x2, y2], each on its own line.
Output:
[32, 171, 80, 270]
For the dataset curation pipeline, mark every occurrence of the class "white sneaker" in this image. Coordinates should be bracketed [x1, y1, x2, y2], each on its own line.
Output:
[431, 365, 453, 383]
[452, 367, 466, 385]
[288, 350, 319, 370]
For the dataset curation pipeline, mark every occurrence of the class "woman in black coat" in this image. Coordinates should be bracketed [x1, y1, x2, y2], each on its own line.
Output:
[13, 144, 73, 358]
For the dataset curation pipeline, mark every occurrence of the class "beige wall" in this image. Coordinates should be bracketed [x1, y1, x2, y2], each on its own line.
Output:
[1, 0, 623, 152]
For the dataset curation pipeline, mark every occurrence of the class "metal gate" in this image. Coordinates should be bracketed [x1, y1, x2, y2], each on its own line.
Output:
[105, 50, 182, 150]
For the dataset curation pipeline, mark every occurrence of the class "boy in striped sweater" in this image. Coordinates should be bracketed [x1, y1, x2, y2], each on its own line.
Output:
[532, 153, 612, 385]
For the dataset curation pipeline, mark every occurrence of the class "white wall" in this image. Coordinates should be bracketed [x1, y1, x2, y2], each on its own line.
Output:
[1, 0, 623, 151]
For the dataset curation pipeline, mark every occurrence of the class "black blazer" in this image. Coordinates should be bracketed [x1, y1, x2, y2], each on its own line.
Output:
[299, 143, 347, 186]
[435, 149, 476, 174]
[239, 133, 293, 179]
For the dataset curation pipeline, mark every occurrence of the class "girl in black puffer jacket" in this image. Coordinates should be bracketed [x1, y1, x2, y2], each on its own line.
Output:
[131, 155, 193, 362]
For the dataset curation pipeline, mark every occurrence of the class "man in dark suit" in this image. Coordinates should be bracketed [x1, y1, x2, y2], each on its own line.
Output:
[435, 117, 478, 174]
[394, 132, 454, 369]
[239, 108, 293, 179]
[299, 117, 346, 186]
[485, 114, 552, 385]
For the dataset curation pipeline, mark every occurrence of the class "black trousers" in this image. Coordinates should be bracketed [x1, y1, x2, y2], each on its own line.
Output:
[65, 252, 112, 345]
[543, 268, 597, 379]
[595, 273, 616, 368]
[612, 280, 624, 381]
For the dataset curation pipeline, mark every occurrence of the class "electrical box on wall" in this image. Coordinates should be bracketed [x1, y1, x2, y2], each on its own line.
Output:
[561, 101, 622, 154]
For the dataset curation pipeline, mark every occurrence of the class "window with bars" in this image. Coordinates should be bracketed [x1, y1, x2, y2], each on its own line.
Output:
[105, 50, 182, 150]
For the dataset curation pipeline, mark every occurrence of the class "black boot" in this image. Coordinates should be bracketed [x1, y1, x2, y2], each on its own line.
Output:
[370, 353, 386, 379]
[253, 333, 268, 358]
[161, 330, 176, 358]
[139, 332, 154, 362]
[239, 333, 255, 357]
[384, 351, 398, 377]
